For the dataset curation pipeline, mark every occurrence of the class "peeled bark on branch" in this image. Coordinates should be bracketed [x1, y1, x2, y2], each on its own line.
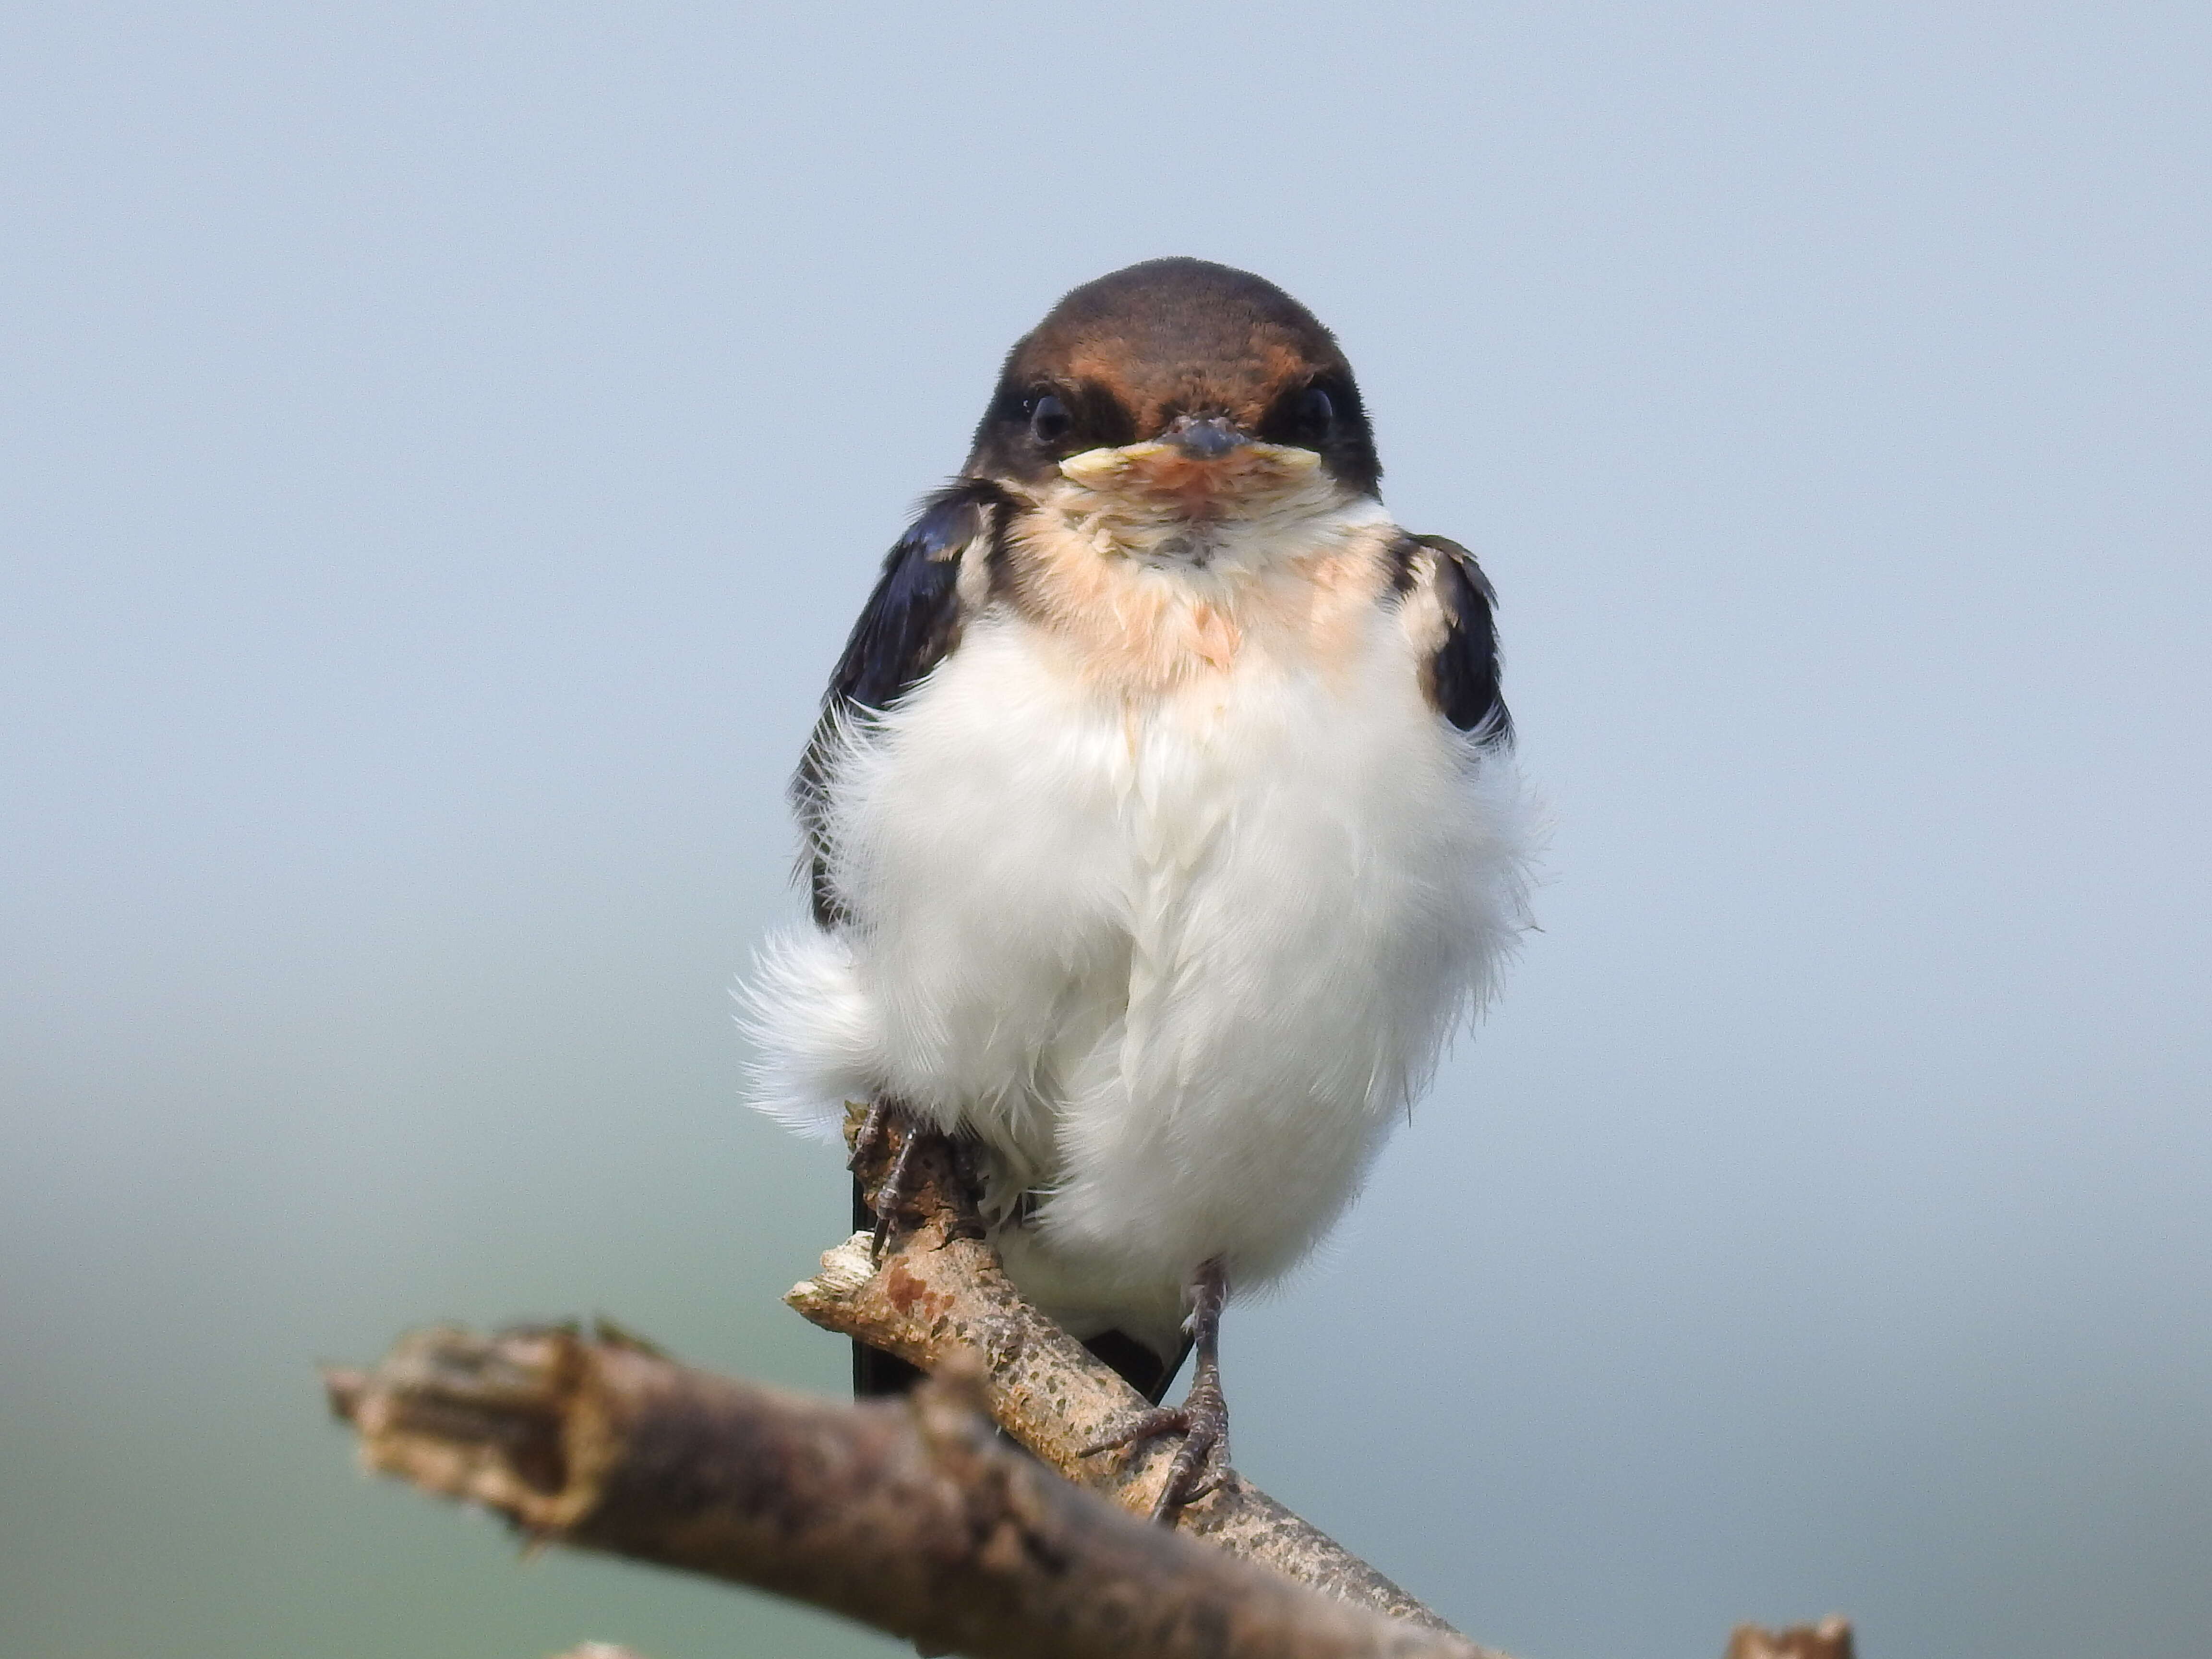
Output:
[791, 1114, 1464, 1633]
[324, 1325, 1498, 1659]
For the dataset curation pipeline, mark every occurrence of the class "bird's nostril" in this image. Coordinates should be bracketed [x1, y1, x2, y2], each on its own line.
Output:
[1169, 416, 1244, 460]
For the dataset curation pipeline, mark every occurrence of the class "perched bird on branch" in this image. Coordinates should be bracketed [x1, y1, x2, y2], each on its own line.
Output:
[744, 257, 1533, 1517]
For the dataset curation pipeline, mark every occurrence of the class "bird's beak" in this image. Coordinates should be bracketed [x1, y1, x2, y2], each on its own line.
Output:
[1058, 430, 1322, 501]
[1163, 414, 1247, 461]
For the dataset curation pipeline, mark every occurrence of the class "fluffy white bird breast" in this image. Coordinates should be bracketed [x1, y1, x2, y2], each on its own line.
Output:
[745, 506, 1534, 1354]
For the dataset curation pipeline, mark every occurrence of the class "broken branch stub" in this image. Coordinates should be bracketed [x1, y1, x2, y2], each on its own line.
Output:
[1723, 1619, 1855, 1659]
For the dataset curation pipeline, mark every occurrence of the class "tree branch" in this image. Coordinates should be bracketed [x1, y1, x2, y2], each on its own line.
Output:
[325, 1325, 1500, 1659]
[789, 1114, 1467, 1634]
[320, 1112, 1853, 1659]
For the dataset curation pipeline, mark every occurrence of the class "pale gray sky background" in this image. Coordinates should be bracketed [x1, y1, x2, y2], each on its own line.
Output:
[3, 6, 2208, 1658]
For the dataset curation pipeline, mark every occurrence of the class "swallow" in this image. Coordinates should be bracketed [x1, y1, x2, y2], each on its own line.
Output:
[744, 256, 1533, 1520]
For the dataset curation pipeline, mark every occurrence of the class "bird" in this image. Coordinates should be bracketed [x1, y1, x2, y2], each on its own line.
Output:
[743, 256, 1533, 1519]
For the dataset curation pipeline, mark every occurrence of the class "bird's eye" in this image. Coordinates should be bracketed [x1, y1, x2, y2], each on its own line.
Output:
[1028, 393, 1073, 447]
[1260, 383, 1340, 449]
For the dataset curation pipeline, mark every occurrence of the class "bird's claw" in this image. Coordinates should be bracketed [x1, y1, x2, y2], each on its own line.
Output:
[869, 1133, 925, 1262]
[1082, 1377, 1230, 1523]
[847, 1098, 893, 1173]
[852, 1101, 926, 1262]
[1079, 1406, 1182, 1457]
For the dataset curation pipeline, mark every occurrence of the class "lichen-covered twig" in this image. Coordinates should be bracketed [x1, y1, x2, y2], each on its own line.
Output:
[791, 1115, 1470, 1635]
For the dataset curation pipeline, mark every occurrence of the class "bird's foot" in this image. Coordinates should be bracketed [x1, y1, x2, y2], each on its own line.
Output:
[848, 1098, 926, 1261]
[1080, 1257, 1231, 1523]
[1081, 1368, 1230, 1521]
[846, 1097, 893, 1174]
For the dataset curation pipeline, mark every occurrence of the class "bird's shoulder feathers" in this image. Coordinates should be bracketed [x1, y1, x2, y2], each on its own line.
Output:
[1395, 531, 1512, 745]
[795, 478, 1007, 925]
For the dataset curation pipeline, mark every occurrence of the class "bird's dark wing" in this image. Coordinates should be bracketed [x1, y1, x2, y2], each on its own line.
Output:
[1407, 532, 1513, 747]
[793, 478, 1010, 927]
[802, 480, 1009, 1401]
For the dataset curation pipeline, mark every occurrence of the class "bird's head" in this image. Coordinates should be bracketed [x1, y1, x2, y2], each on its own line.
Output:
[965, 259, 1381, 547]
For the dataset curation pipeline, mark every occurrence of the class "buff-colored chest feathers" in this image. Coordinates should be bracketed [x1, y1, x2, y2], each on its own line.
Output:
[974, 484, 1408, 700]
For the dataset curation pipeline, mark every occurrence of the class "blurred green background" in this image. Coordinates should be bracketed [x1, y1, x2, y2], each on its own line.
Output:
[4, 6, 2208, 1657]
